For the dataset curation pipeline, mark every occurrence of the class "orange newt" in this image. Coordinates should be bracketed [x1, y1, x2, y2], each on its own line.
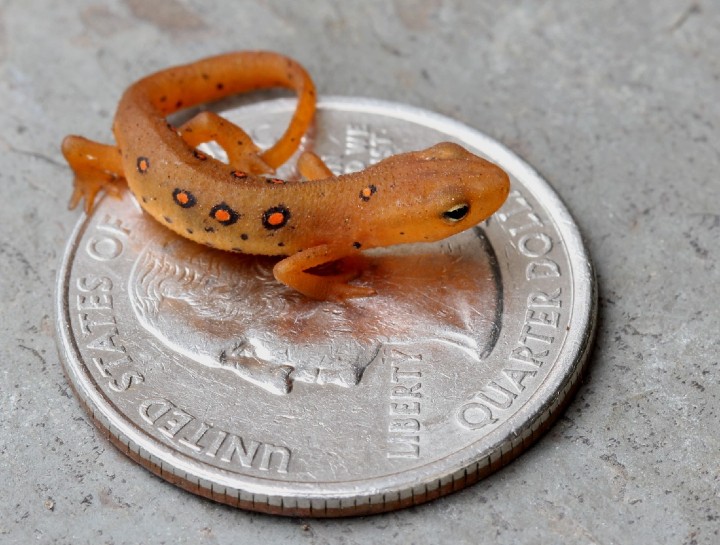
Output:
[62, 51, 510, 300]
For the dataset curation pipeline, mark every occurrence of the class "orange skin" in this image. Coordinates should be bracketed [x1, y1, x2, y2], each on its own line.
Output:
[62, 51, 510, 300]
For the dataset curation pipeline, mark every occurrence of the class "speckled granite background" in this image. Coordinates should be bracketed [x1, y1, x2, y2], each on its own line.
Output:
[1, 1, 718, 544]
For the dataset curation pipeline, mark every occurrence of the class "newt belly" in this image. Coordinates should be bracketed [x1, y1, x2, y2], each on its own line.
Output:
[62, 51, 510, 300]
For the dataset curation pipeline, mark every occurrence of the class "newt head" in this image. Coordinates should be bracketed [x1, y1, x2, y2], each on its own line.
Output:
[359, 142, 510, 247]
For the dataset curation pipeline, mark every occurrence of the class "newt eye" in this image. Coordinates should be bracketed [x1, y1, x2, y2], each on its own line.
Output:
[442, 203, 470, 223]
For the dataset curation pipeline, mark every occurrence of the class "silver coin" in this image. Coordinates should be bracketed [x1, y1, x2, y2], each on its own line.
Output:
[55, 97, 596, 516]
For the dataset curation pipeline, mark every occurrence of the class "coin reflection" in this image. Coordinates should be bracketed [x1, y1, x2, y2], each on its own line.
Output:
[129, 218, 501, 395]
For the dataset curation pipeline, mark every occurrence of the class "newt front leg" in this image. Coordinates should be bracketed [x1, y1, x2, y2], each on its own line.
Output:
[273, 244, 376, 301]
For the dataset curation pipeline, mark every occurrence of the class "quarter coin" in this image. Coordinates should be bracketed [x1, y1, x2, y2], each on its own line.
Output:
[55, 97, 596, 516]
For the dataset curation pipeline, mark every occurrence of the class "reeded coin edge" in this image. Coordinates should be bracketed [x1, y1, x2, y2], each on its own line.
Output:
[55, 96, 598, 517]
[57, 319, 595, 518]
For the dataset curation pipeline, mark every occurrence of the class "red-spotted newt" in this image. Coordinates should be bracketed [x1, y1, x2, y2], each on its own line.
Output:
[62, 51, 510, 300]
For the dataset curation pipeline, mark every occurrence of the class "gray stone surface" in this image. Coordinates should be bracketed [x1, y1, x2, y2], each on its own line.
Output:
[1, 1, 718, 543]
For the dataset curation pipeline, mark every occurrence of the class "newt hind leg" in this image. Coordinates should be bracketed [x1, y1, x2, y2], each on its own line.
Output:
[62, 136, 125, 213]
[178, 111, 272, 174]
[273, 244, 376, 301]
[297, 151, 333, 180]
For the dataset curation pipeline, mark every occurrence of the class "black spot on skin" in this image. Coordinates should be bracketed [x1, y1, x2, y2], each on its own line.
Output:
[262, 205, 291, 230]
[159, 96, 167, 103]
[141, 196, 148, 203]
[353, 242, 362, 249]
[163, 216, 172, 224]
[172, 188, 197, 208]
[186, 228, 194, 234]
[176, 100, 183, 109]
[278, 242, 285, 247]
[400, 232, 405, 236]
[217, 83, 224, 90]
[204, 226, 215, 233]
[209, 202, 240, 226]
[240, 233, 249, 240]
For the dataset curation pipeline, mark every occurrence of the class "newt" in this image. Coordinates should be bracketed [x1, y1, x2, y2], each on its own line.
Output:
[62, 51, 510, 300]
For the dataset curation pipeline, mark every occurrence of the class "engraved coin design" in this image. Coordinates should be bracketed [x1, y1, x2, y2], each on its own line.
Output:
[55, 97, 596, 516]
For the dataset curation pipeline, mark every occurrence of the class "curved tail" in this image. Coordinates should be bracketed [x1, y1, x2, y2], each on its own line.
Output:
[117, 51, 316, 168]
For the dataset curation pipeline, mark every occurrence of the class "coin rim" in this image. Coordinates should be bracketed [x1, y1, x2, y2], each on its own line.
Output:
[55, 96, 597, 516]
